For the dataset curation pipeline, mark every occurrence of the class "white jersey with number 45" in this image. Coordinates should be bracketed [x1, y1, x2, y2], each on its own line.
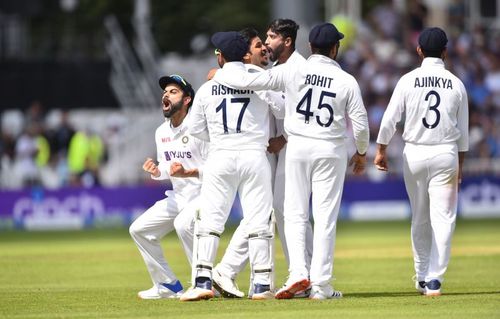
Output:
[212, 55, 369, 153]
[377, 58, 469, 151]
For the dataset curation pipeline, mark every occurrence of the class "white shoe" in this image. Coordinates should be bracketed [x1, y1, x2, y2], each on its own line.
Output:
[252, 290, 274, 300]
[415, 281, 426, 294]
[251, 283, 273, 300]
[309, 284, 342, 300]
[424, 279, 441, 296]
[294, 286, 311, 298]
[137, 282, 183, 299]
[179, 287, 214, 301]
[212, 268, 244, 298]
[275, 278, 310, 299]
[413, 275, 426, 294]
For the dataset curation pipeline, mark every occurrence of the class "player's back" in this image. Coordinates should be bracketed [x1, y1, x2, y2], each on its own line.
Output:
[283, 54, 365, 141]
[398, 57, 467, 145]
[194, 77, 270, 152]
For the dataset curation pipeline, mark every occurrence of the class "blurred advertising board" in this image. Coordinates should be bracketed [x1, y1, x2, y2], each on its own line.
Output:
[0, 177, 498, 230]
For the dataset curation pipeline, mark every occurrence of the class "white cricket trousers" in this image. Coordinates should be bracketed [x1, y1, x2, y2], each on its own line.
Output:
[403, 143, 459, 283]
[217, 145, 314, 279]
[196, 149, 273, 285]
[284, 136, 347, 287]
[274, 146, 314, 268]
[129, 192, 195, 285]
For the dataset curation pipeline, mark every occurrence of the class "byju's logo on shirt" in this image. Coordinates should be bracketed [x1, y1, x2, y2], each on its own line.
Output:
[164, 150, 192, 161]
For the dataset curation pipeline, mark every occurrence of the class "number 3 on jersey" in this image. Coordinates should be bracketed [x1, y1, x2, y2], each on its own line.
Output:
[422, 90, 441, 129]
[296, 88, 335, 127]
[216, 97, 250, 134]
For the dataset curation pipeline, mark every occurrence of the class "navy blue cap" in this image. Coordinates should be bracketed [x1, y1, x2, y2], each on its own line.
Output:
[158, 74, 195, 105]
[211, 31, 248, 62]
[418, 27, 448, 52]
[309, 23, 344, 48]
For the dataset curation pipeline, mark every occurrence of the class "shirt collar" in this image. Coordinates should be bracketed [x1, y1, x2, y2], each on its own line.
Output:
[421, 57, 445, 68]
[307, 54, 341, 69]
[245, 64, 264, 72]
[221, 61, 246, 71]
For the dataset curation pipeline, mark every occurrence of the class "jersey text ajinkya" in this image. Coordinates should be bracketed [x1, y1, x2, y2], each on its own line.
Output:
[414, 76, 453, 89]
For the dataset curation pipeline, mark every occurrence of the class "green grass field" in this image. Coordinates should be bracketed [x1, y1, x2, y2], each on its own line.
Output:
[1, 219, 499, 318]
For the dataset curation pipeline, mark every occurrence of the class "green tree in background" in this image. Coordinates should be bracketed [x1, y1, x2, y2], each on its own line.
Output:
[151, 0, 270, 54]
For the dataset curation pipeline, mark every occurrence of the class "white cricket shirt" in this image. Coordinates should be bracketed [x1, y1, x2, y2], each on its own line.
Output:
[189, 62, 284, 151]
[213, 54, 370, 154]
[377, 58, 469, 152]
[153, 113, 208, 202]
[273, 50, 306, 139]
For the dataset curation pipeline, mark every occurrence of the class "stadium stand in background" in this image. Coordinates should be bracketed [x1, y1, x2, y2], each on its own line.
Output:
[1, 0, 499, 190]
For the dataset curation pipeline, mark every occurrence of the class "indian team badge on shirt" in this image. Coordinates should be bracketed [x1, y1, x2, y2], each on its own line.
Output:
[182, 136, 189, 144]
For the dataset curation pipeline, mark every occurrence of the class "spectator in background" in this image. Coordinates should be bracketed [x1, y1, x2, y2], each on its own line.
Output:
[13, 125, 41, 187]
[368, 0, 401, 41]
[25, 100, 45, 128]
[46, 110, 75, 186]
[407, 0, 428, 45]
[67, 127, 105, 187]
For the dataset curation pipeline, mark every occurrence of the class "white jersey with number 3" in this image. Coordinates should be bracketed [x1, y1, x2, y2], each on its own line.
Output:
[377, 58, 469, 151]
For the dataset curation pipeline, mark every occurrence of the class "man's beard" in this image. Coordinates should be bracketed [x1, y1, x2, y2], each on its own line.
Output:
[269, 42, 285, 62]
[163, 100, 183, 118]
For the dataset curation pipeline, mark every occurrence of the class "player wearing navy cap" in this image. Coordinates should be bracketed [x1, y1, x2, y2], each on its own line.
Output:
[210, 27, 286, 299]
[375, 27, 469, 296]
[212, 22, 369, 300]
[180, 31, 282, 301]
[129, 74, 208, 299]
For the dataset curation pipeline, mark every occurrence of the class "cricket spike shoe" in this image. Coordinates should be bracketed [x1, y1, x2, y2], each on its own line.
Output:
[274, 278, 310, 299]
[424, 279, 441, 296]
[309, 284, 343, 300]
[415, 281, 426, 294]
[179, 277, 214, 301]
[137, 280, 184, 299]
[212, 268, 244, 298]
[251, 284, 274, 300]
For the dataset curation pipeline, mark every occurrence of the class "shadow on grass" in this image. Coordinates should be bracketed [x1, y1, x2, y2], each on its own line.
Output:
[345, 291, 500, 298]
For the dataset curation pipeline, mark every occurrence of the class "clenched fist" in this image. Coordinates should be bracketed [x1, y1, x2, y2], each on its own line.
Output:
[143, 158, 160, 177]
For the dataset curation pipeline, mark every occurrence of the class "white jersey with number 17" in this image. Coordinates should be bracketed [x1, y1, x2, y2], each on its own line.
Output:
[377, 58, 469, 151]
[189, 63, 284, 152]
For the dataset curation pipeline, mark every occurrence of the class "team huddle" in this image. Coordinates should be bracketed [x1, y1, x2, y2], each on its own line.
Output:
[129, 19, 469, 301]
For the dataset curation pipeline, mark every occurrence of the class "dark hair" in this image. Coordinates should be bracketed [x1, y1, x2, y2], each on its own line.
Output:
[421, 48, 444, 58]
[239, 27, 259, 47]
[311, 43, 338, 57]
[268, 18, 299, 48]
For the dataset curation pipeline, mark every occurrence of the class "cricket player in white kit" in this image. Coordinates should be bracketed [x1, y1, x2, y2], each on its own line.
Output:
[264, 19, 314, 278]
[213, 23, 369, 300]
[375, 27, 469, 296]
[180, 31, 278, 301]
[211, 27, 285, 299]
[129, 75, 208, 299]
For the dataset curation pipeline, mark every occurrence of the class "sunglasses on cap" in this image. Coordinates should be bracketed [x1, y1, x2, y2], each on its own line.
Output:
[169, 74, 188, 86]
